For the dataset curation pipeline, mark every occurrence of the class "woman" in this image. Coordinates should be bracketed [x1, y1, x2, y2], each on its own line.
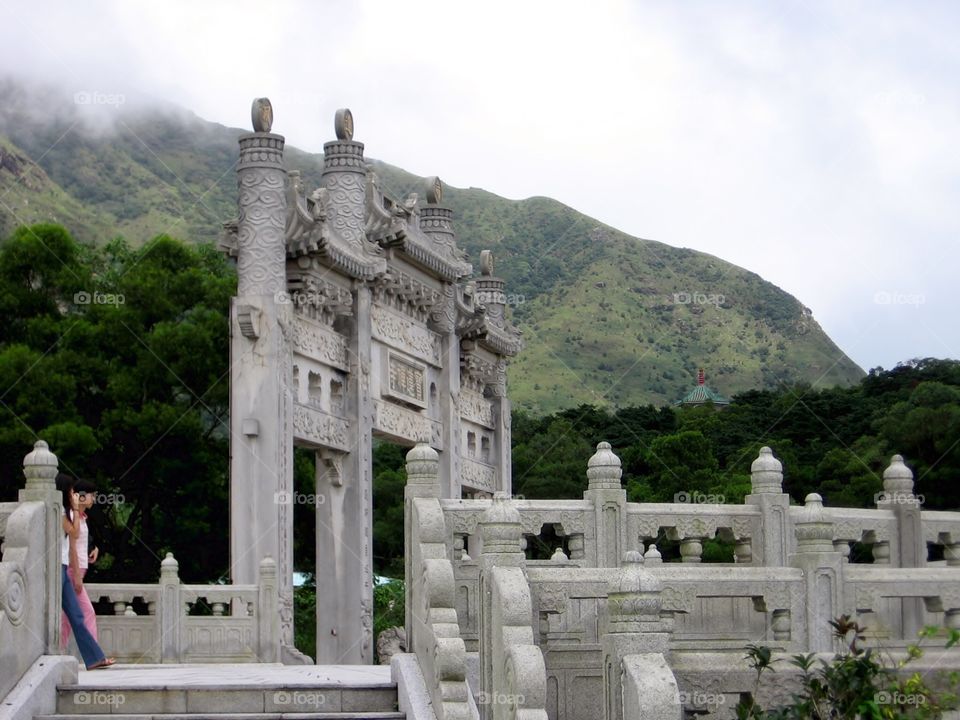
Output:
[59, 473, 114, 669]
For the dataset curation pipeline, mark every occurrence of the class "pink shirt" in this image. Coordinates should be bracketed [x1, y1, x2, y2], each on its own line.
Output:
[61, 508, 90, 569]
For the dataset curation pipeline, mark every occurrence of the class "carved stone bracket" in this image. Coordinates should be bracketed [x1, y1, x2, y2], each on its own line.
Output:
[371, 269, 443, 324]
[285, 270, 355, 325]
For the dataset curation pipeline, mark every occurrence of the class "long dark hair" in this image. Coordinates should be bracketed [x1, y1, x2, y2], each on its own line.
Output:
[56, 473, 96, 519]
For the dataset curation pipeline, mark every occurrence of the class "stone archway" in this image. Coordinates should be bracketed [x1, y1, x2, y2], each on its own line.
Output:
[221, 100, 522, 663]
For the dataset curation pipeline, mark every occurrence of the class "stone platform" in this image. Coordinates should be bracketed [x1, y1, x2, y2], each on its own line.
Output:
[44, 664, 403, 719]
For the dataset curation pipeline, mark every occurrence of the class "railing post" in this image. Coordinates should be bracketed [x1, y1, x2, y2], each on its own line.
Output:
[877, 454, 925, 637]
[479, 493, 526, 720]
[258, 556, 279, 662]
[583, 442, 628, 567]
[20, 439, 61, 654]
[791, 494, 841, 652]
[159, 553, 181, 663]
[404, 443, 440, 645]
[602, 551, 674, 720]
[746, 447, 791, 566]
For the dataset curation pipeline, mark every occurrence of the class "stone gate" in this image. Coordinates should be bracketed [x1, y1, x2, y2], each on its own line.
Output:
[218, 99, 522, 663]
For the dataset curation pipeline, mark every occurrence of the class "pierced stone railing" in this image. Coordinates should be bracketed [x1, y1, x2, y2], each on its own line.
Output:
[477, 494, 548, 720]
[405, 445, 474, 720]
[2, 439, 283, 679]
[412, 441, 960, 720]
[84, 553, 279, 663]
[0, 499, 48, 698]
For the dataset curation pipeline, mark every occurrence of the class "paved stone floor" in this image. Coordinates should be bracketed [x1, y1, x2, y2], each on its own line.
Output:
[75, 664, 393, 688]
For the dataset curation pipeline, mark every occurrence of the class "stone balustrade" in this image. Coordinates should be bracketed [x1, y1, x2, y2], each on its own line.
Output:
[0, 498, 49, 698]
[404, 444, 474, 720]
[0, 440, 63, 699]
[83, 553, 279, 663]
[1, 439, 282, 682]
[405, 442, 960, 720]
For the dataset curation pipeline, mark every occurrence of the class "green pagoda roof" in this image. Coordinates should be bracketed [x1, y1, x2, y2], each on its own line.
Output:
[675, 369, 730, 407]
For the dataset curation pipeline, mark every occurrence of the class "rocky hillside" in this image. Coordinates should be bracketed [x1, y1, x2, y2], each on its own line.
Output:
[0, 78, 864, 412]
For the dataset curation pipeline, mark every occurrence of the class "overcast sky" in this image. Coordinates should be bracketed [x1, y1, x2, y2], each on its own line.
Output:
[2, 0, 957, 372]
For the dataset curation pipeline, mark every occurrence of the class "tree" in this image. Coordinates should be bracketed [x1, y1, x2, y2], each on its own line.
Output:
[0, 226, 234, 582]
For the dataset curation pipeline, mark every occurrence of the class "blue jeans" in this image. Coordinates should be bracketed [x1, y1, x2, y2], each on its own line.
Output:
[62, 565, 106, 667]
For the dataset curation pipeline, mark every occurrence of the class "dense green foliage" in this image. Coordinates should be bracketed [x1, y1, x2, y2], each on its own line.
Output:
[0, 224, 233, 582]
[509, 361, 960, 512]
[737, 617, 959, 719]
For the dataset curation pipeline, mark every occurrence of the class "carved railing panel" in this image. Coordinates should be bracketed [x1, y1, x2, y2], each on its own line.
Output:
[0, 501, 46, 698]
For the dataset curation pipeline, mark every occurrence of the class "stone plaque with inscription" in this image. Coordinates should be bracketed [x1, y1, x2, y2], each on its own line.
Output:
[384, 351, 427, 408]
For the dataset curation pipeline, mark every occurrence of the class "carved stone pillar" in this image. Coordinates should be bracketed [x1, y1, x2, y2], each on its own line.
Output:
[316, 281, 374, 664]
[20, 440, 63, 654]
[404, 443, 441, 640]
[746, 447, 791, 566]
[159, 552, 180, 662]
[601, 551, 673, 720]
[791, 493, 842, 652]
[431, 282, 461, 498]
[583, 442, 627, 567]
[322, 108, 367, 253]
[478, 494, 526, 720]
[877, 454, 924, 640]
[229, 98, 293, 655]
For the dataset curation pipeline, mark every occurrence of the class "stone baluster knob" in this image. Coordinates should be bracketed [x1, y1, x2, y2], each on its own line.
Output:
[587, 442, 623, 491]
[750, 447, 783, 494]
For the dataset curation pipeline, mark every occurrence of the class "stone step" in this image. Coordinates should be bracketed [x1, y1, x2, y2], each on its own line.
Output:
[40, 715, 404, 720]
[54, 664, 400, 716]
[55, 687, 399, 715]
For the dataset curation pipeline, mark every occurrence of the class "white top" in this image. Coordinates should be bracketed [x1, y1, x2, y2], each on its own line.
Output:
[61, 507, 90, 569]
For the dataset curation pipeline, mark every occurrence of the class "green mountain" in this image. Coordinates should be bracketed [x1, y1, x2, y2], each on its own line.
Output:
[0, 78, 863, 412]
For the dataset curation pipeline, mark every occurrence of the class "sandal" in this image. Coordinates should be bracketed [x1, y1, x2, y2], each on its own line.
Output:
[87, 658, 116, 670]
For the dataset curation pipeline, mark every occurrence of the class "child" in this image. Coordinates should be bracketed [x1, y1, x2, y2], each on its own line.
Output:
[59, 473, 114, 669]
